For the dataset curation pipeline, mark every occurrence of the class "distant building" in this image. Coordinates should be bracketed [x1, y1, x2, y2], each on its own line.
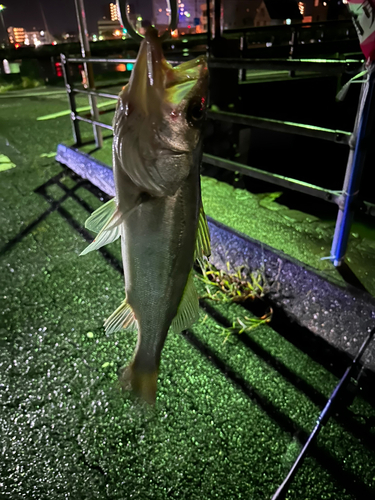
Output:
[198, 2, 223, 33]
[97, 19, 123, 39]
[254, 0, 302, 26]
[222, 0, 302, 30]
[300, 0, 350, 23]
[223, 0, 257, 30]
[304, 0, 329, 22]
[24, 30, 50, 47]
[109, 2, 120, 21]
[7, 26, 25, 45]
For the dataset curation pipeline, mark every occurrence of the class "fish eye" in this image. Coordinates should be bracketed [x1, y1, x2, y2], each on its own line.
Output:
[187, 99, 204, 125]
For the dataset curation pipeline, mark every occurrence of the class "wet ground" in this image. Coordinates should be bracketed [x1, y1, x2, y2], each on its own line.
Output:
[1, 88, 375, 499]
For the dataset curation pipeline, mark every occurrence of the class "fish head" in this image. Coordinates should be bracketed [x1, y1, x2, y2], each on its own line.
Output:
[114, 27, 208, 196]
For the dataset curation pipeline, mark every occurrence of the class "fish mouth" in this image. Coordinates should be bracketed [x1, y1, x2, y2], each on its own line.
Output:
[127, 27, 208, 115]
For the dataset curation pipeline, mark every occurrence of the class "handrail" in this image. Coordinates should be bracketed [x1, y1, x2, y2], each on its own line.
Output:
[73, 88, 118, 100]
[208, 110, 351, 145]
[223, 19, 355, 36]
[202, 154, 341, 204]
[59, 40, 375, 273]
[66, 55, 363, 74]
[209, 58, 363, 74]
[75, 115, 114, 130]
[66, 56, 180, 65]
[69, 86, 351, 145]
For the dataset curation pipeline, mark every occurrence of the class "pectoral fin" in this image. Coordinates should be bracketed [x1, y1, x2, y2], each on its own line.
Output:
[171, 271, 199, 334]
[80, 225, 121, 256]
[104, 299, 138, 334]
[80, 194, 150, 256]
[85, 198, 118, 233]
[194, 203, 211, 262]
[80, 198, 122, 255]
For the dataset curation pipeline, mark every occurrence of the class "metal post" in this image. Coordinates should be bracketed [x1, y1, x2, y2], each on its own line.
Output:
[206, 0, 211, 55]
[331, 63, 375, 266]
[74, 0, 103, 148]
[60, 54, 82, 146]
[0, 6, 9, 47]
[214, 0, 221, 39]
[289, 27, 299, 78]
[239, 35, 246, 82]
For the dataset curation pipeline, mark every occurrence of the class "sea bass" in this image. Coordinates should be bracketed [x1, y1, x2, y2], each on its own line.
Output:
[80, 27, 210, 404]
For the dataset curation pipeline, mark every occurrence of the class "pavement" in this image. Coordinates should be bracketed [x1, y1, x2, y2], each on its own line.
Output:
[1, 87, 375, 500]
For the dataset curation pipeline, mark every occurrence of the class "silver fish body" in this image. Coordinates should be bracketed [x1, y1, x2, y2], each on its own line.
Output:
[81, 27, 210, 403]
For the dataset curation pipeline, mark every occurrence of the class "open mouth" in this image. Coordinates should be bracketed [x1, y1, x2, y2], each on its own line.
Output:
[126, 27, 208, 114]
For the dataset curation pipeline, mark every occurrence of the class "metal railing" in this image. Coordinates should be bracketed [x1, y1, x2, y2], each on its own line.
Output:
[60, 46, 374, 267]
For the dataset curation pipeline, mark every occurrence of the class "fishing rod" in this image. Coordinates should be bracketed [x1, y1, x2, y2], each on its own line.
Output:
[271, 327, 375, 500]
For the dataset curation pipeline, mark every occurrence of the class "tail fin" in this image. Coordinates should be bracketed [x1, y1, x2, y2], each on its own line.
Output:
[119, 364, 158, 405]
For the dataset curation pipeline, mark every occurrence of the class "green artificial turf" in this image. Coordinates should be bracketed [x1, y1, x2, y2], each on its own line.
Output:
[1, 88, 375, 500]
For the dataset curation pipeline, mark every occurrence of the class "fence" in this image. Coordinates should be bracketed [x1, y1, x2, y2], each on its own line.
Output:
[59, 39, 375, 267]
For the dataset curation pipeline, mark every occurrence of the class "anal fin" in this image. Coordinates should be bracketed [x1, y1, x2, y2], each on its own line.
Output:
[171, 271, 199, 334]
[104, 299, 138, 334]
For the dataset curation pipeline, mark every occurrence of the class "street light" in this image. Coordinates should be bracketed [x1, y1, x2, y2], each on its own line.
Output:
[0, 4, 9, 46]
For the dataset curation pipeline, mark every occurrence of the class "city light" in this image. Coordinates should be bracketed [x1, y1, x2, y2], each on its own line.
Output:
[286, 18, 291, 25]
[185, 11, 191, 17]
[110, 2, 120, 21]
[137, 16, 142, 21]
[0, 4, 5, 11]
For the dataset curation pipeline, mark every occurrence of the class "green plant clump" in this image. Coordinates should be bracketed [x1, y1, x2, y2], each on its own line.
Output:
[196, 260, 273, 343]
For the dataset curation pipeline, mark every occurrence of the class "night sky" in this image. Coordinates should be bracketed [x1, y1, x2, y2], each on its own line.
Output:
[1, 0, 151, 35]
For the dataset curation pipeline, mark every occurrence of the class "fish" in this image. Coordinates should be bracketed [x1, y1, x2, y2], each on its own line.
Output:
[80, 27, 210, 404]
